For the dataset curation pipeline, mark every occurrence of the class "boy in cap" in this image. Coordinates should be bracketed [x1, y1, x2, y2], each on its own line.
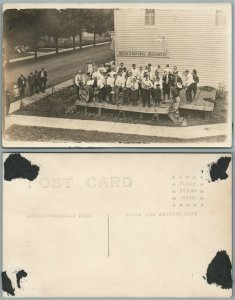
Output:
[152, 76, 162, 107]
[142, 73, 153, 107]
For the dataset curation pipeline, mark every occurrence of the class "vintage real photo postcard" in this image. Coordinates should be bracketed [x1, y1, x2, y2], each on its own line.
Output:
[2, 153, 232, 297]
[2, 3, 232, 147]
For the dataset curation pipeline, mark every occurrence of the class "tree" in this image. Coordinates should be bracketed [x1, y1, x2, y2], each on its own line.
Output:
[84, 9, 114, 46]
[60, 9, 86, 50]
[3, 9, 49, 59]
[39, 9, 63, 55]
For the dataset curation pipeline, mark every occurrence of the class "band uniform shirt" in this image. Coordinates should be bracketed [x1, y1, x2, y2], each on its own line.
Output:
[98, 67, 106, 73]
[142, 78, 153, 89]
[115, 75, 125, 88]
[131, 68, 139, 77]
[110, 71, 117, 78]
[126, 76, 134, 88]
[107, 77, 115, 88]
[186, 73, 195, 86]
[97, 76, 106, 89]
[92, 71, 102, 80]
[131, 81, 139, 90]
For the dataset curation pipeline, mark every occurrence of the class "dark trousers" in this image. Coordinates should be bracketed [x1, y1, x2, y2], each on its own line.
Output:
[138, 83, 143, 101]
[122, 88, 127, 105]
[114, 86, 121, 104]
[19, 86, 25, 98]
[142, 89, 151, 107]
[163, 83, 170, 100]
[40, 78, 47, 92]
[34, 81, 40, 94]
[131, 89, 138, 105]
[186, 84, 193, 102]
[98, 86, 106, 101]
[192, 83, 197, 99]
[76, 85, 80, 99]
[29, 84, 34, 96]
[153, 88, 162, 106]
[126, 88, 131, 104]
[106, 85, 113, 103]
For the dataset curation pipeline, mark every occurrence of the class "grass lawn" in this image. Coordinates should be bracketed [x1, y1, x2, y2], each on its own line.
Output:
[14, 85, 228, 127]
[5, 125, 226, 144]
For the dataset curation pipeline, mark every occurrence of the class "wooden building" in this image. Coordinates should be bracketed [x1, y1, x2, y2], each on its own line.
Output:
[114, 4, 231, 88]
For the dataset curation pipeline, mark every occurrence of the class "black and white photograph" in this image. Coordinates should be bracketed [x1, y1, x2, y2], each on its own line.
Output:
[2, 3, 232, 147]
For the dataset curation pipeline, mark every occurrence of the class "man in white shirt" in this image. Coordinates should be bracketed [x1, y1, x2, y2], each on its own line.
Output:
[131, 64, 139, 78]
[142, 73, 153, 107]
[98, 64, 106, 74]
[154, 65, 161, 78]
[125, 71, 134, 105]
[75, 70, 85, 99]
[137, 66, 145, 101]
[85, 76, 95, 102]
[164, 64, 171, 74]
[173, 66, 182, 79]
[92, 66, 102, 82]
[147, 67, 155, 81]
[114, 72, 125, 104]
[118, 62, 125, 72]
[184, 70, 195, 102]
[106, 73, 115, 103]
[97, 70, 106, 101]
[130, 77, 139, 106]
[110, 67, 117, 78]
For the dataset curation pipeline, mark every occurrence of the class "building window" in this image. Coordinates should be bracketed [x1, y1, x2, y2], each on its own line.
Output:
[215, 10, 226, 26]
[145, 9, 155, 26]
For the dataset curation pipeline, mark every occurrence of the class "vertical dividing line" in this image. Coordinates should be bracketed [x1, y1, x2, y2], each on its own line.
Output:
[107, 214, 110, 258]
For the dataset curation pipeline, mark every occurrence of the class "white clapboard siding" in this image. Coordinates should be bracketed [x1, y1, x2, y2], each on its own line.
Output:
[115, 8, 231, 87]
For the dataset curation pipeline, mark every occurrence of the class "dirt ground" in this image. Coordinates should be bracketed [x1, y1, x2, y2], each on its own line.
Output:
[14, 84, 228, 127]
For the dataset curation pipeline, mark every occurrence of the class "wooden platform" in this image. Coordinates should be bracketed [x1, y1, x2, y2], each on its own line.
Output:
[76, 100, 186, 126]
[179, 87, 216, 112]
[75, 86, 216, 127]
[76, 100, 171, 114]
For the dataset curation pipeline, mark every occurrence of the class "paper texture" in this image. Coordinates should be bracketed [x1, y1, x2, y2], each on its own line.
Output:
[2, 3, 232, 148]
[2, 153, 232, 297]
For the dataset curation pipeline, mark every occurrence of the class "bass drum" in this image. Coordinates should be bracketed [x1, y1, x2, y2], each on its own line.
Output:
[79, 85, 94, 102]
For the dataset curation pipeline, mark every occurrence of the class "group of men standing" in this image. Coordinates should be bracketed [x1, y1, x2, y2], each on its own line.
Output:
[17, 67, 48, 98]
[74, 62, 199, 111]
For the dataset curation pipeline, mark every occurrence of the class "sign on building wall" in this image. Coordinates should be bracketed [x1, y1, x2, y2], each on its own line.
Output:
[117, 50, 169, 57]
[117, 35, 169, 57]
